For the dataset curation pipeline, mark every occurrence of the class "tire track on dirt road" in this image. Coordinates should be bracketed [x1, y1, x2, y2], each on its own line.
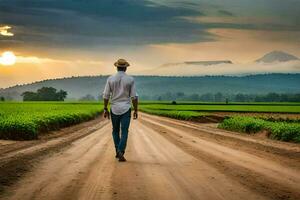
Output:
[0, 118, 109, 194]
[1, 114, 299, 200]
[140, 113, 300, 200]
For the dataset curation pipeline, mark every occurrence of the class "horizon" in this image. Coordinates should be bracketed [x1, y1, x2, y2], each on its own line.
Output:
[1, 0, 300, 87]
[1, 72, 300, 90]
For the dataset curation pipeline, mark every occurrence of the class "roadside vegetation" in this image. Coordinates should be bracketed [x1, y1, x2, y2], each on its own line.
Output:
[0, 102, 102, 140]
[140, 101, 300, 143]
[218, 116, 300, 143]
[140, 102, 300, 113]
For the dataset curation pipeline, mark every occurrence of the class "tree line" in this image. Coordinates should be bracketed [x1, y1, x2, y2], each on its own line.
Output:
[22, 87, 67, 101]
[2, 89, 300, 102]
[144, 92, 300, 102]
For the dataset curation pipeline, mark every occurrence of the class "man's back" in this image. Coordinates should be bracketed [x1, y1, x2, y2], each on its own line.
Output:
[103, 71, 137, 115]
[102, 59, 138, 162]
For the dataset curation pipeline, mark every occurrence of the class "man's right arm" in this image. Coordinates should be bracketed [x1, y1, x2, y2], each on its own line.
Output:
[103, 98, 110, 119]
[130, 79, 138, 119]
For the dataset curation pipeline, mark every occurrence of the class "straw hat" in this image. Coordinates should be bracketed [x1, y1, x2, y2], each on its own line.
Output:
[114, 59, 130, 67]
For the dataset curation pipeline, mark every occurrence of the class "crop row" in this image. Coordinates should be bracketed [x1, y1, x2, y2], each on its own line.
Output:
[140, 104, 300, 113]
[0, 102, 103, 140]
[218, 116, 300, 143]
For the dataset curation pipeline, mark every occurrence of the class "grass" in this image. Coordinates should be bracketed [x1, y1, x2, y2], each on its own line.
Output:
[140, 101, 300, 143]
[140, 103, 300, 113]
[0, 102, 103, 140]
[218, 116, 300, 143]
[1, 101, 299, 142]
[139, 101, 300, 106]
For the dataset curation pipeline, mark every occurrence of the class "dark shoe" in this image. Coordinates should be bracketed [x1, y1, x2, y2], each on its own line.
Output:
[115, 149, 119, 158]
[118, 152, 126, 162]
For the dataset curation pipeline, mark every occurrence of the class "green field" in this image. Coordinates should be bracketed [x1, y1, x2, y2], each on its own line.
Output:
[219, 116, 300, 143]
[0, 102, 103, 140]
[1, 101, 300, 142]
[140, 103, 300, 113]
[139, 101, 300, 143]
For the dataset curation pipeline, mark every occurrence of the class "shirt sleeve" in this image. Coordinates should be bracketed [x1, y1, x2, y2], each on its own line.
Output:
[102, 78, 111, 99]
[130, 79, 138, 99]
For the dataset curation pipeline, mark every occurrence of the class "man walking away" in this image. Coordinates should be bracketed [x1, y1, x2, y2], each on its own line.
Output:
[102, 59, 138, 162]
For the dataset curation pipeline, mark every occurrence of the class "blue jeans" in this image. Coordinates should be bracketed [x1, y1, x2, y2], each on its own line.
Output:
[110, 108, 131, 155]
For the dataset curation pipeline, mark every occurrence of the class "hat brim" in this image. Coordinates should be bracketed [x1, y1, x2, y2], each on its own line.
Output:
[114, 62, 130, 67]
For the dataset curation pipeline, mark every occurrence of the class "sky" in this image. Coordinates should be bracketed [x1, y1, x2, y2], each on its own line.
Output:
[0, 0, 300, 88]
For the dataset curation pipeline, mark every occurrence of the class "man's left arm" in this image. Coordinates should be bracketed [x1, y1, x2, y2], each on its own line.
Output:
[103, 79, 111, 119]
[132, 97, 138, 119]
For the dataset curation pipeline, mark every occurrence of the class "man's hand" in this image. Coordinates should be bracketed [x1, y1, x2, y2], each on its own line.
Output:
[104, 109, 110, 119]
[133, 110, 138, 120]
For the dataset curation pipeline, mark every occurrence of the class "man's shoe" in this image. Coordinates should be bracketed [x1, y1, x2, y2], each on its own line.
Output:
[119, 155, 126, 162]
[118, 152, 126, 162]
[115, 149, 120, 158]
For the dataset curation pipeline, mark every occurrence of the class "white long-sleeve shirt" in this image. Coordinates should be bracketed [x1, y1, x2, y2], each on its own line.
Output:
[102, 71, 138, 115]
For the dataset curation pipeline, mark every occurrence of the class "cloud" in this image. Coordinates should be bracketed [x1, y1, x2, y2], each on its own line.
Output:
[141, 61, 300, 76]
[0, 26, 14, 36]
[0, 0, 206, 50]
[148, 28, 300, 64]
[218, 10, 234, 17]
[1, 0, 298, 52]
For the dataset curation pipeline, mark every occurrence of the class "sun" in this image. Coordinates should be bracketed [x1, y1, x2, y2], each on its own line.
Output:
[0, 51, 16, 66]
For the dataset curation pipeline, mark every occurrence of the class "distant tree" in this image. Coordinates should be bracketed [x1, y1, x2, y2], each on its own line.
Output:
[235, 93, 246, 102]
[0, 96, 5, 101]
[79, 94, 96, 101]
[56, 90, 68, 101]
[214, 92, 223, 102]
[176, 92, 185, 100]
[22, 92, 38, 101]
[265, 92, 280, 102]
[254, 95, 263, 102]
[188, 93, 200, 101]
[280, 94, 289, 102]
[292, 94, 300, 102]
[37, 87, 57, 101]
[164, 92, 174, 100]
[22, 87, 68, 101]
[200, 93, 214, 102]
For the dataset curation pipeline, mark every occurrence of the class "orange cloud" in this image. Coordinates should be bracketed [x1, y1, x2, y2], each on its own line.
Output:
[149, 29, 300, 63]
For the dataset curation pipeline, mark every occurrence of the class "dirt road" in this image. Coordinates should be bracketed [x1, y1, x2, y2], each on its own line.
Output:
[0, 113, 299, 200]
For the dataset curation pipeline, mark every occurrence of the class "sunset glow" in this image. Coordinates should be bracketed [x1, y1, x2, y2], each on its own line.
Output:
[0, 0, 299, 88]
[0, 51, 16, 66]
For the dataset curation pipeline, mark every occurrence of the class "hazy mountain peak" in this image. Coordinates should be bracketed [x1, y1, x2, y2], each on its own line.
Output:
[256, 51, 299, 63]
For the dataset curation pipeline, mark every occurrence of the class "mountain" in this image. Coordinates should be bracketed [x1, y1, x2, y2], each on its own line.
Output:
[184, 60, 233, 65]
[256, 51, 299, 63]
[162, 60, 232, 67]
[1, 74, 299, 101]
